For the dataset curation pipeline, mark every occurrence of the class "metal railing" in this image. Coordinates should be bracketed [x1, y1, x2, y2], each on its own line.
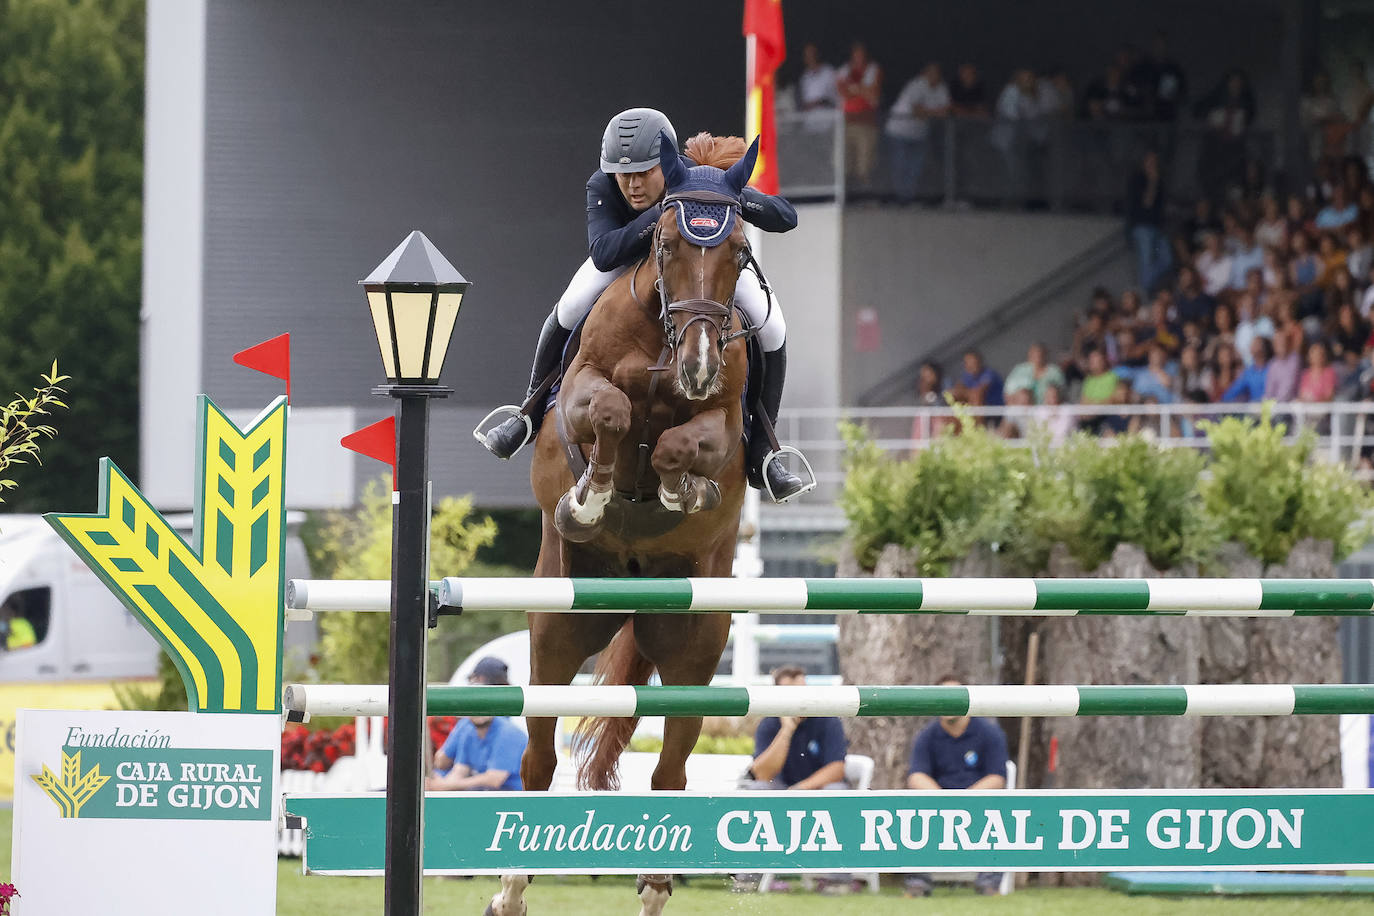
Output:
[777, 110, 1277, 212]
[776, 400, 1374, 505]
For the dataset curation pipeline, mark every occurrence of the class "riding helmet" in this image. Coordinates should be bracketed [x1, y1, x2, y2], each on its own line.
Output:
[600, 108, 677, 174]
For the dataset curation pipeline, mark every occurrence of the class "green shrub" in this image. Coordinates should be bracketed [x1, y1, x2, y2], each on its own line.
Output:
[1012, 433, 1215, 573]
[1201, 410, 1374, 565]
[839, 418, 1031, 574]
[841, 410, 1372, 575]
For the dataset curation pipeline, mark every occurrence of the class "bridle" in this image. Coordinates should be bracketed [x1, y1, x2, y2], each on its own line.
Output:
[650, 190, 759, 353]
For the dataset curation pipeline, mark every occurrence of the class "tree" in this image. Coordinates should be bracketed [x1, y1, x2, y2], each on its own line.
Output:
[0, 361, 69, 503]
[0, 0, 144, 511]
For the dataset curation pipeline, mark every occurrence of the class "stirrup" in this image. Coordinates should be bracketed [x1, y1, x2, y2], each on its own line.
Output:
[762, 446, 818, 504]
[472, 405, 533, 454]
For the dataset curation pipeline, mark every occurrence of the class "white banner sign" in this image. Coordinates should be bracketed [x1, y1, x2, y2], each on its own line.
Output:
[14, 709, 279, 915]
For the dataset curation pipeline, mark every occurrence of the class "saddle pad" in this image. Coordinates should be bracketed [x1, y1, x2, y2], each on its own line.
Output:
[673, 198, 737, 247]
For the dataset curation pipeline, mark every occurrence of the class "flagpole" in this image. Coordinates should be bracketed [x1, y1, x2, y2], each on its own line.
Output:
[733, 28, 764, 681]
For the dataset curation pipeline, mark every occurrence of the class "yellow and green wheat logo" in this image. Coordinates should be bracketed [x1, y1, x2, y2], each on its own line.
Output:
[33, 749, 110, 818]
[45, 396, 288, 714]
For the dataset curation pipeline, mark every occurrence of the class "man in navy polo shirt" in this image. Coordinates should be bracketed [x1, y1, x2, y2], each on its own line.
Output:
[426, 656, 527, 792]
[904, 673, 1008, 897]
[749, 665, 849, 790]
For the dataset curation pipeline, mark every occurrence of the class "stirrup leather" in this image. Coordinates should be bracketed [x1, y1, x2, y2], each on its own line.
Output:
[472, 405, 533, 454]
[762, 445, 818, 504]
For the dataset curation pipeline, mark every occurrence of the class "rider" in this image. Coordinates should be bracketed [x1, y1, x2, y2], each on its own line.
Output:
[477, 107, 813, 503]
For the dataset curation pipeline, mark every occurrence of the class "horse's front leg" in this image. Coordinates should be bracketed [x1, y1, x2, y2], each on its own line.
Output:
[554, 373, 631, 541]
[651, 408, 730, 514]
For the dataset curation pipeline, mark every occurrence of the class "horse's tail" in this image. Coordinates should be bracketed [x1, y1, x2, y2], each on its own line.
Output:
[572, 621, 654, 791]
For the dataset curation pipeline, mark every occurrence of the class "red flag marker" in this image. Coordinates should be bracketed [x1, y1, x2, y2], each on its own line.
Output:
[341, 416, 397, 490]
[232, 333, 292, 403]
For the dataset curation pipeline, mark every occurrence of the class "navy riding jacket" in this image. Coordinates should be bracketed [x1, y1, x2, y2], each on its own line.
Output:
[585, 169, 798, 273]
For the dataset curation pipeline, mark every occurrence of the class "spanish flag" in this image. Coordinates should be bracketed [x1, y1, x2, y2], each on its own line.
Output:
[743, 0, 784, 195]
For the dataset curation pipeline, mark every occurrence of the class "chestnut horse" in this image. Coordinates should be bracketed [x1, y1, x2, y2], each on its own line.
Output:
[486, 134, 760, 916]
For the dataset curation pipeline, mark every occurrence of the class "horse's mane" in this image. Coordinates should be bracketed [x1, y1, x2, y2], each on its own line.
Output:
[683, 132, 746, 169]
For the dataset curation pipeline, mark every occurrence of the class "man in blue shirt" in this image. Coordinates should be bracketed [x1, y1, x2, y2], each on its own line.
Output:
[426, 656, 527, 791]
[1222, 336, 1272, 402]
[904, 674, 1009, 898]
[748, 665, 848, 790]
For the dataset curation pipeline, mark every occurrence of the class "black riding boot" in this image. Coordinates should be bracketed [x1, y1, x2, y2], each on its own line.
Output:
[480, 311, 571, 460]
[747, 346, 812, 502]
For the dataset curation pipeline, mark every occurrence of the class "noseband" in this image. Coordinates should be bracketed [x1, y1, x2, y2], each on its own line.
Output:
[652, 190, 756, 353]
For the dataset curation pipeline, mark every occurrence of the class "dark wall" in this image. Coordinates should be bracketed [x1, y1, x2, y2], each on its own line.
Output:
[202, 0, 743, 410]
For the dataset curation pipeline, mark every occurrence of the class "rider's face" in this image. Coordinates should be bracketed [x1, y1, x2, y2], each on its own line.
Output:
[615, 165, 665, 211]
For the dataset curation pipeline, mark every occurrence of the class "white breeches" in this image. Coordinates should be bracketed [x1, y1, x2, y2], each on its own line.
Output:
[554, 256, 787, 353]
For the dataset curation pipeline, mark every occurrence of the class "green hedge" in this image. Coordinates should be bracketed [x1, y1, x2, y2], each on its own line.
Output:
[842, 410, 1374, 574]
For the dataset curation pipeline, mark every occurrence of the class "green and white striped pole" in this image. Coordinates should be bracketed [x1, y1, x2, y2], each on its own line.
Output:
[283, 683, 1374, 720]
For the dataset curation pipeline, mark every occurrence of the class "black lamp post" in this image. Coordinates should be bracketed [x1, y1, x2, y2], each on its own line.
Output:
[360, 230, 469, 916]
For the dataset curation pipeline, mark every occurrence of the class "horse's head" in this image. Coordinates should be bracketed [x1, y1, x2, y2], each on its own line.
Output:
[653, 132, 759, 401]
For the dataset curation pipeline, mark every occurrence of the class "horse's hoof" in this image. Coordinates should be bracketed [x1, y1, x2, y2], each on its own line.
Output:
[686, 479, 721, 514]
[555, 490, 603, 543]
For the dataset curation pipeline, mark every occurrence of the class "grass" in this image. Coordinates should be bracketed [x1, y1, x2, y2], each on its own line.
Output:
[6, 809, 1374, 914]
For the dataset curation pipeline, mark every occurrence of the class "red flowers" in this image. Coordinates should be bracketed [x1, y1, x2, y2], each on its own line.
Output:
[280, 723, 356, 773]
[0, 882, 18, 914]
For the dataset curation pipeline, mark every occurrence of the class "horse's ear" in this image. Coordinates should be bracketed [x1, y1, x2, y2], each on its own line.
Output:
[658, 130, 686, 190]
[723, 136, 760, 194]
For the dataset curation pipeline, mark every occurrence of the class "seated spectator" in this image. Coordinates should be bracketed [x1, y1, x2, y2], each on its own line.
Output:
[1265, 331, 1301, 401]
[1316, 184, 1360, 231]
[1068, 310, 1117, 381]
[1208, 343, 1242, 402]
[1328, 302, 1369, 359]
[1174, 265, 1216, 327]
[837, 41, 882, 187]
[1035, 384, 1076, 444]
[949, 62, 989, 117]
[747, 665, 848, 790]
[1349, 225, 1373, 283]
[1361, 263, 1374, 317]
[1255, 194, 1289, 251]
[1204, 301, 1237, 361]
[1118, 287, 1148, 326]
[1130, 292, 1182, 360]
[1290, 230, 1322, 291]
[796, 43, 840, 112]
[1180, 318, 1206, 353]
[1132, 343, 1177, 403]
[1114, 327, 1145, 370]
[1222, 337, 1273, 401]
[1325, 268, 1358, 322]
[1234, 292, 1275, 366]
[903, 673, 1008, 899]
[1183, 197, 1223, 252]
[1228, 223, 1265, 290]
[1262, 246, 1288, 291]
[887, 62, 951, 203]
[912, 361, 952, 441]
[1195, 230, 1233, 296]
[1101, 378, 1135, 435]
[948, 349, 1004, 406]
[740, 665, 855, 895]
[1176, 344, 1212, 400]
[1300, 341, 1338, 403]
[1004, 342, 1066, 404]
[1317, 232, 1349, 288]
[1335, 347, 1368, 401]
[1273, 298, 1306, 356]
[997, 387, 1035, 439]
[1286, 193, 1313, 239]
[426, 657, 527, 792]
[1080, 348, 1119, 404]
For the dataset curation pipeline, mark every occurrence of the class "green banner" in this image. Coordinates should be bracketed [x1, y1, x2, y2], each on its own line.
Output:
[286, 790, 1374, 874]
[55, 745, 273, 821]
